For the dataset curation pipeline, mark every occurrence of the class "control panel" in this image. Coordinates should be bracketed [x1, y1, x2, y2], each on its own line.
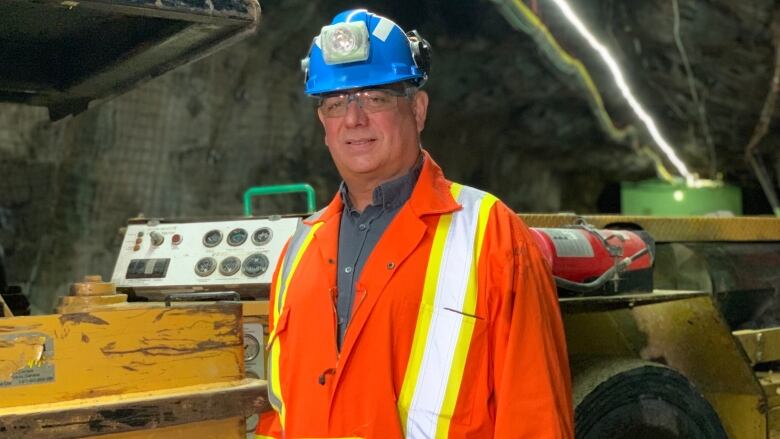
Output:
[111, 217, 292, 438]
[111, 217, 299, 296]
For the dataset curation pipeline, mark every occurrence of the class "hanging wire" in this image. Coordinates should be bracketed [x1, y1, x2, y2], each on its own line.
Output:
[671, 0, 718, 178]
[743, 9, 780, 216]
[492, 0, 638, 146]
[492, 0, 698, 184]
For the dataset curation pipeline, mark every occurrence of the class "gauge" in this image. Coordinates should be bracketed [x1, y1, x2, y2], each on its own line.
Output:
[203, 229, 223, 248]
[243, 334, 261, 361]
[194, 257, 217, 277]
[219, 256, 241, 276]
[242, 253, 269, 277]
[227, 228, 248, 246]
[252, 227, 273, 246]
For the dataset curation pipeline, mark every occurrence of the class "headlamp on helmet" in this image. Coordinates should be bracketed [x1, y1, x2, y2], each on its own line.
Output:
[320, 21, 370, 65]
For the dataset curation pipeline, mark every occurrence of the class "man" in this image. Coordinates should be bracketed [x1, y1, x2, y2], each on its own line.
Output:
[258, 9, 572, 438]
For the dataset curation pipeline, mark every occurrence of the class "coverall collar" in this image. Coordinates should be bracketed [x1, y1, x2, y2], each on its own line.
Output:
[305, 149, 461, 226]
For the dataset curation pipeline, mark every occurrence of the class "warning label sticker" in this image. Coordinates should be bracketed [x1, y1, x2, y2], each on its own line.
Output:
[545, 229, 594, 258]
[0, 332, 55, 388]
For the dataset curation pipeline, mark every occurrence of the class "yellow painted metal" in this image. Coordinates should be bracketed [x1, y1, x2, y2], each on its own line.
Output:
[564, 294, 767, 439]
[70, 280, 117, 296]
[0, 303, 244, 407]
[734, 327, 780, 366]
[560, 289, 708, 312]
[2, 379, 262, 437]
[631, 297, 765, 438]
[0, 302, 259, 437]
[96, 418, 244, 438]
[59, 293, 128, 306]
[520, 213, 780, 241]
[563, 313, 638, 358]
[242, 300, 269, 321]
[757, 372, 780, 439]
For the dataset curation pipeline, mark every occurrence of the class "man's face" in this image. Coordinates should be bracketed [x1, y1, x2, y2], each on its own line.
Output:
[317, 86, 429, 185]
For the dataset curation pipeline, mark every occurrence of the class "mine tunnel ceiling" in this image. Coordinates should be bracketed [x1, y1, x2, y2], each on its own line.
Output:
[306, 0, 778, 194]
[2, 0, 778, 202]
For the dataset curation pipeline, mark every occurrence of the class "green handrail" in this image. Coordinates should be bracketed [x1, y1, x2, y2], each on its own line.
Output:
[243, 183, 317, 216]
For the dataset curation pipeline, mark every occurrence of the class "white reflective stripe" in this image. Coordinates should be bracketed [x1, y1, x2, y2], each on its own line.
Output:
[406, 185, 486, 438]
[372, 17, 394, 42]
[267, 219, 323, 431]
[433, 187, 483, 312]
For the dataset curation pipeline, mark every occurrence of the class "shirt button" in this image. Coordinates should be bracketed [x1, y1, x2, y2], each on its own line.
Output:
[344, 266, 353, 274]
[358, 224, 367, 231]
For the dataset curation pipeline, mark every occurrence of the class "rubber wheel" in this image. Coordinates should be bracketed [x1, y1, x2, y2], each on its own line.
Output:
[575, 364, 727, 439]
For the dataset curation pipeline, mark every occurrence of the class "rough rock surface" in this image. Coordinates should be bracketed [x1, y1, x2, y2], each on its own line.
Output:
[0, 0, 777, 312]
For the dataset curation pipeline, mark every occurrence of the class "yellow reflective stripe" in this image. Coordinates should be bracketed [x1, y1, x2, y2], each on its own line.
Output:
[469, 193, 496, 314]
[271, 259, 285, 322]
[279, 222, 323, 316]
[398, 183, 463, 433]
[268, 222, 323, 431]
[268, 325, 285, 423]
[435, 193, 497, 438]
[255, 436, 276, 439]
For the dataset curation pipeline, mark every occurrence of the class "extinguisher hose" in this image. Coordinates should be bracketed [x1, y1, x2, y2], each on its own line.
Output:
[554, 247, 650, 294]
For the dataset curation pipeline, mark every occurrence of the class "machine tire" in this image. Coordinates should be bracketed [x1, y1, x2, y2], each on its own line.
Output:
[575, 363, 727, 439]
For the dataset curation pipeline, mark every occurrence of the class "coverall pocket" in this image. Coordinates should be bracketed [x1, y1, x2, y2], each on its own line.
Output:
[266, 306, 290, 349]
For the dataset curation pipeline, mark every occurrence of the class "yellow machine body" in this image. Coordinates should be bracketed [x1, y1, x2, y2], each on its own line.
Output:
[0, 302, 264, 438]
[522, 214, 780, 438]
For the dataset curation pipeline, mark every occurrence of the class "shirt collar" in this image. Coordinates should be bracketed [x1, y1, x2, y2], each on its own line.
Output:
[339, 153, 424, 214]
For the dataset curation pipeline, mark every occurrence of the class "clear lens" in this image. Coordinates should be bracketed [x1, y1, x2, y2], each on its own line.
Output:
[330, 28, 357, 54]
[318, 88, 408, 118]
[320, 22, 370, 65]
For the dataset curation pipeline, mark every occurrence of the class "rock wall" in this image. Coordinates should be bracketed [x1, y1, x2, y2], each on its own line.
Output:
[0, 0, 777, 312]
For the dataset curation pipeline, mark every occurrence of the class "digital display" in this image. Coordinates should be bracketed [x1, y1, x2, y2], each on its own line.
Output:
[126, 258, 170, 279]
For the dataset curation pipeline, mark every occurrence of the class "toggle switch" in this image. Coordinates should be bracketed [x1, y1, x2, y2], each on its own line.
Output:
[150, 231, 164, 246]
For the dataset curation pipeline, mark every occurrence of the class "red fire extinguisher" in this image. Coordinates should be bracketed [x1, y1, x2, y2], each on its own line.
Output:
[529, 223, 654, 295]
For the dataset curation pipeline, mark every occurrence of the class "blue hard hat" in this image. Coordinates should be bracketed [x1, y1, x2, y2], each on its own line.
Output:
[302, 9, 431, 95]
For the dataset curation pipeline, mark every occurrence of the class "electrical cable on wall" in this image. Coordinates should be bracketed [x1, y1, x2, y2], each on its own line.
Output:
[743, 9, 780, 217]
[493, 0, 703, 186]
[671, 0, 718, 178]
[492, 0, 638, 147]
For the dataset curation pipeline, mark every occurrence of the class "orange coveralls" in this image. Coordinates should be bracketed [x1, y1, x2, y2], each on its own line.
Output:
[258, 153, 573, 438]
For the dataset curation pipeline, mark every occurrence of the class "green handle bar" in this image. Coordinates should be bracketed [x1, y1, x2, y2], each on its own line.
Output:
[243, 183, 317, 216]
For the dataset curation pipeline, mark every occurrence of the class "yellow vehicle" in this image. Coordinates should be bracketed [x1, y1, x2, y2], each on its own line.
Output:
[522, 214, 780, 438]
[3, 1, 780, 438]
[108, 210, 780, 438]
[0, 281, 263, 438]
[0, 0, 266, 437]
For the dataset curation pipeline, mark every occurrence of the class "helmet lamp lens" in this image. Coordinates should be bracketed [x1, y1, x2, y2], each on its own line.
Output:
[320, 22, 370, 65]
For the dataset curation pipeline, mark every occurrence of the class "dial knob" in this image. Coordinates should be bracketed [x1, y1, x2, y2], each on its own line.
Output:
[149, 231, 164, 246]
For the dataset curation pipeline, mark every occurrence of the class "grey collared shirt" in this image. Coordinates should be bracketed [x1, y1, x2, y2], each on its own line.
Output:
[336, 156, 423, 349]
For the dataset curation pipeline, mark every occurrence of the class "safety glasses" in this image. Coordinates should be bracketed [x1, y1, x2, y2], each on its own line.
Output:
[317, 87, 412, 118]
